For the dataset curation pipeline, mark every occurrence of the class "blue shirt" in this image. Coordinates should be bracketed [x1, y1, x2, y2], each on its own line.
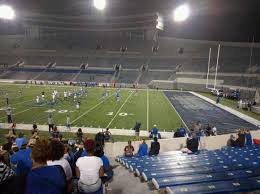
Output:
[10, 148, 32, 175]
[178, 128, 186, 137]
[138, 143, 148, 156]
[15, 137, 27, 149]
[26, 166, 66, 194]
[245, 133, 253, 146]
[151, 127, 158, 135]
[100, 155, 113, 178]
[80, 150, 88, 157]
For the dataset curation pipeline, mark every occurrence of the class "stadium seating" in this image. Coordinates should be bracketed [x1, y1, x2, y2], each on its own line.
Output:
[117, 145, 260, 193]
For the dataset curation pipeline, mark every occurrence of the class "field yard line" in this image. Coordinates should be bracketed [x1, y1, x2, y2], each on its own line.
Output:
[106, 91, 134, 128]
[0, 107, 35, 120]
[162, 92, 190, 132]
[71, 94, 114, 124]
[12, 99, 33, 106]
[146, 88, 149, 131]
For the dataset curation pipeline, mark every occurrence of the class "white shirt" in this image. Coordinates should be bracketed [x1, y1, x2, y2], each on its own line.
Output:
[76, 156, 103, 185]
[47, 158, 72, 180]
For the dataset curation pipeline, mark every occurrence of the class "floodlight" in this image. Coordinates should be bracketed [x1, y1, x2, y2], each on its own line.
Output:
[173, 4, 190, 22]
[93, 0, 106, 10]
[0, 5, 15, 20]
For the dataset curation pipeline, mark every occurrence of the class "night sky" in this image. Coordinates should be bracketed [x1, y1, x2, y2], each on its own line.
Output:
[4, 0, 260, 42]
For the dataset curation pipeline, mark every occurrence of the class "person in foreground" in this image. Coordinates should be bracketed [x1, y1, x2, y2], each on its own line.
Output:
[124, 140, 135, 157]
[137, 139, 148, 156]
[149, 137, 160, 156]
[182, 132, 199, 154]
[7, 139, 66, 194]
[76, 139, 104, 193]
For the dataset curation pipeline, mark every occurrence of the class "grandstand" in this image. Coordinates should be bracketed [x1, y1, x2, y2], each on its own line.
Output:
[0, 0, 259, 194]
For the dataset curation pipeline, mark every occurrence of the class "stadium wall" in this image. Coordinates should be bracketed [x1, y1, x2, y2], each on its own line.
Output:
[105, 130, 260, 157]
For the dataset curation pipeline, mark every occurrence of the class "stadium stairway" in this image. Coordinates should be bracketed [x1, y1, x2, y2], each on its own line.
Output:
[116, 145, 260, 193]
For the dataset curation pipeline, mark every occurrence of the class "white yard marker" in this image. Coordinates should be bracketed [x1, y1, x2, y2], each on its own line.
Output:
[147, 88, 149, 131]
[71, 94, 113, 124]
[106, 91, 134, 128]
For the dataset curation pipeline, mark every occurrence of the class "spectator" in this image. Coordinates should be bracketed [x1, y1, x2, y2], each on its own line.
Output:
[2, 136, 14, 154]
[137, 139, 148, 156]
[124, 140, 135, 157]
[95, 129, 105, 147]
[6, 107, 13, 124]
[52, 126, 60, 139]
[76, 128, 83, 142]
[245, 129, 253, 146]
[133, 122, 141, 138]
[15, 132, 27, 149]
[94, 145, 116, 180]
[32, 123, 37, 131]
[9, 123, 16, 136]
[149, 137, 160, 156]
[76, 139, 104, 193]
[227, 134, 236, 147]
[150, 125, 158, 138]
[10, 143, 32, 175]
[212, 126, 217, 136]
[47, 140, 73, 193]
[205, 124, 212, 136]
[0, 150, 15, 192]
[173, 130, 181, 138]
[104, 128, 112, 142]
[235, 129, 246, 147]
[182, 132, 199, 154]
[48, 113, 54, 133]
[25, 139, 66, 194]
[178, 126, 187, 137]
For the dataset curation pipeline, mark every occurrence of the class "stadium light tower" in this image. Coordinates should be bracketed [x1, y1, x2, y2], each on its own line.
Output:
[173, 4, 190, 22]
[93, 0, 106, 10]
[0, 5, 15, 20]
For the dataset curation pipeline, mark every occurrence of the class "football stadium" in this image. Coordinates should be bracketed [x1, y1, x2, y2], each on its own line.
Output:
[0, 0, 260, 194]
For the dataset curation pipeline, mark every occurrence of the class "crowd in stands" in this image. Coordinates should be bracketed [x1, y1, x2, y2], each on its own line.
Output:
[0, 124, 117, 194]
[124, 137, 160, 157]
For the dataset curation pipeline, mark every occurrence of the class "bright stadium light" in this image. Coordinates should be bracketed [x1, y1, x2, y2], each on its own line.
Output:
[93, 0, 106, 10]
[0, 5, 15, 20]
[173, 4, 190, 22]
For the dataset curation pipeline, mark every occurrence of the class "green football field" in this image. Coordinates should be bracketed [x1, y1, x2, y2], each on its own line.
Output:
[0, 84, 184, 132]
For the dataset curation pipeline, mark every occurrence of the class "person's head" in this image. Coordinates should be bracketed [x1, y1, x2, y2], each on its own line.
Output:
[106, 128, 109, 131]
[12, 123, 16, 128]
[78, 128, 82, 133]
[191, 132, 196, 138]
[33, 123, 37, 130]
[142, 139, 146, 144]
[153, 137, 158, 142]
[31, 139, 50, 165]
[84, 139, 96, 154]
[128, 140, 132, 146]
[53, 126, 58, 131]
[48, 113, 52, 118]
[230, 134, 235, 140]
[246, 129, 251, 133]
[18, 132, 24, 138]
[49, 140, 65, 161]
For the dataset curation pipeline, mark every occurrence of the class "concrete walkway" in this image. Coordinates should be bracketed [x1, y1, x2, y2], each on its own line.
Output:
[191, 92, 260, 127]
[0, 123, 174, 138]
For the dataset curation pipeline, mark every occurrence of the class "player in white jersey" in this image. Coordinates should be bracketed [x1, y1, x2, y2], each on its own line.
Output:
[36, 96, 40, 104]
[74, 94, 77, 102]
[64, 91, 68, 100]
[76, 101, 80, 110]
[52, 92, 56, 103]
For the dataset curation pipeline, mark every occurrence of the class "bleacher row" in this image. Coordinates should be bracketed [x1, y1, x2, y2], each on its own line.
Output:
[116, 145, 260, 194]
